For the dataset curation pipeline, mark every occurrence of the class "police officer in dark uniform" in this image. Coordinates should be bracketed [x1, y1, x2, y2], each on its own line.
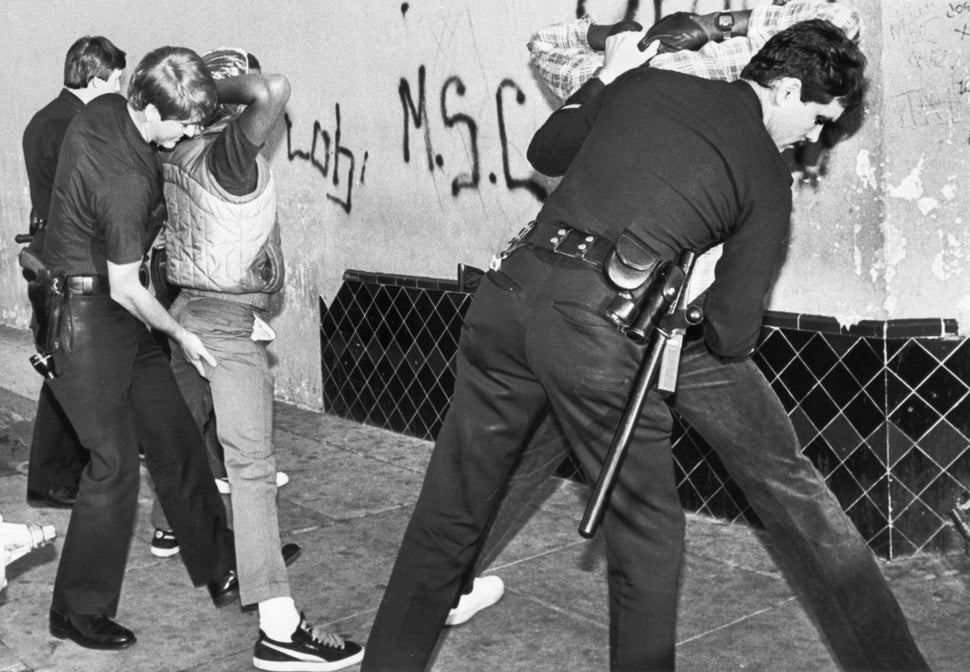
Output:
[21, 36, 125, 508]
[360, 21, 926, 672]
[39, 46, 237, 651]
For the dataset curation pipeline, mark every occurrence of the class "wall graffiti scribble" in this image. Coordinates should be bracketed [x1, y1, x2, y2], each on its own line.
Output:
[496, 79, 547, 202]
[284, 105, 365, 214]
[399, 66, 546, 202]
[441, 76, 480, 196]
[399, 65, 435, 171]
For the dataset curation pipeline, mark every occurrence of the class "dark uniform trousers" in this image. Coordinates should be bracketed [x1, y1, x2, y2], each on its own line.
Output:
[363, 246, 930, 672]
[469, 338, 930, 671]
[363, 247, 686, 672]
[26, 382, 88, 492]
[47, 293, 235, 617]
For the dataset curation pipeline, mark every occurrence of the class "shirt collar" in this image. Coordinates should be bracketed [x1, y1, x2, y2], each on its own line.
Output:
[58, 87, 86, 111]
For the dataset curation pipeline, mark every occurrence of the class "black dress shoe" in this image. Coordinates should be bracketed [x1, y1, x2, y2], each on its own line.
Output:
[27, 486, 78, 509]
[209, 544, 300, 610]
[207, 569, 239, 608]
[282, 542, 302, 567]
[49, 609, 136, 650]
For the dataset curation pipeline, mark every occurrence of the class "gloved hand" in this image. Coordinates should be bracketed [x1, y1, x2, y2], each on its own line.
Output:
[637, 12, 710, 53]
[587, 20, 642, 51]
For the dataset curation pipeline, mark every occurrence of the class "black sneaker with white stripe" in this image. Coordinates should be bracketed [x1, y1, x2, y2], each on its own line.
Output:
[253, 613, 364, 671]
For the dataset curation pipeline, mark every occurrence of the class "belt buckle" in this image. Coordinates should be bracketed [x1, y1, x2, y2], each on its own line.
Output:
[551, 228, 597, 262]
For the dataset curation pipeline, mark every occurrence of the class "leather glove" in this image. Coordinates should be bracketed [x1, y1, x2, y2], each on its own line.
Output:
[637, 12, 710, 53]
[587, 21, 642, 51]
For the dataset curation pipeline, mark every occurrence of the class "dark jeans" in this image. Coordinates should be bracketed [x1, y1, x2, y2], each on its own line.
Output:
[47, 294, 235, 617]
[26, 382, 88, 492]
[364, 249, 687, 672]
[468, 334, 930, 671]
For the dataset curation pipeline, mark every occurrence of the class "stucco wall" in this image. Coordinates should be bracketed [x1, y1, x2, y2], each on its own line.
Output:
[1, 1, 966, 409]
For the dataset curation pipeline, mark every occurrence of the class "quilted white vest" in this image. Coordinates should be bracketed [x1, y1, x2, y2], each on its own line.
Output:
[161, 132, 283, 304]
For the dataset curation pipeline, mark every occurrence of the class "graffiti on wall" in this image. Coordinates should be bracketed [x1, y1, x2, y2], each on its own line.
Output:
[399, 65, 548, 202]
[287, 0, 843, 213]
[284, 105, 368, 214]
[887, 2, 970, 144]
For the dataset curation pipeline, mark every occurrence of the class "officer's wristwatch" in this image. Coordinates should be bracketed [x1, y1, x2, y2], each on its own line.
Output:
[715, 12, 734, 40]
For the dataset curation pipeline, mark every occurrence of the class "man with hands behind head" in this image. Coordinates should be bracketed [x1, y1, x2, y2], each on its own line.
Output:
[159, 47, 363, 672]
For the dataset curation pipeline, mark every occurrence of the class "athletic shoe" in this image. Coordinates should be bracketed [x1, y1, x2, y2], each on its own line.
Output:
[445, 575, 505, 626]
[215, 471, 289, 495]
[150, 528, 179, 557]
[253, 613, 364, 671]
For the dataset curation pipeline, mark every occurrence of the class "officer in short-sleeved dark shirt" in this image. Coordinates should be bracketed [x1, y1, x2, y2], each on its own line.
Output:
[40, 67, 235, 648]
[44, 94, 163, 276]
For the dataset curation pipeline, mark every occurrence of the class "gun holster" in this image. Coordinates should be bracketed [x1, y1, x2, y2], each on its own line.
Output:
[603, 230, 668, 334]
[27, 275, 68, 362]
[604, 230, 662, 291]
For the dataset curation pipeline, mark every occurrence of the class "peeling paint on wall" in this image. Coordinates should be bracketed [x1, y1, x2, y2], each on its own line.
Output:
[941, 179, 957, 201]
[852, 223, 863, 276]
[887, 156, 925, 201]
[855, 149, 877, 190]
[917, 197, 939, 215]
[932, 232, 965, 280]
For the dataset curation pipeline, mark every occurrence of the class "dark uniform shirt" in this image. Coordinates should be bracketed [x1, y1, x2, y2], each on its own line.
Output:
[527, 67, 792, 360]
[43, 94, 164, 277]
[22, 88, 86, 222]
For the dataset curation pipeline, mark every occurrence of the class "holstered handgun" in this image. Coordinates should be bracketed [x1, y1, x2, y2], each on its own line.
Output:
[18, 247, 50, 284]
[603, 230, 663, 330]
[26, 275, 67, 378]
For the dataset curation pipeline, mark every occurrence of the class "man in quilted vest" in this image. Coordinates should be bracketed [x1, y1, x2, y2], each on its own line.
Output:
[159, 48, 363, 672]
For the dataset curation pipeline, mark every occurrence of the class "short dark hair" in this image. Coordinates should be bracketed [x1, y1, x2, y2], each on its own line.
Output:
[741, 19, 867, 112]
[127, 46, 217, 123]
[63, 36, 126, 89]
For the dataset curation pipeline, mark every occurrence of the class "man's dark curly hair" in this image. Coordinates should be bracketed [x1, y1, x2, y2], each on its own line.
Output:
[741, 19, 868, 113]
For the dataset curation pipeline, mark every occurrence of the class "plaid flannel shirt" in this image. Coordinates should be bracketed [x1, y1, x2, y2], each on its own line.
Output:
[527, 1, 861, 102]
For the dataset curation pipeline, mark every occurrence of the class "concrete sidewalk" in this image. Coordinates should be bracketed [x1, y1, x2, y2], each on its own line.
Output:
[0, 324, 967, 672]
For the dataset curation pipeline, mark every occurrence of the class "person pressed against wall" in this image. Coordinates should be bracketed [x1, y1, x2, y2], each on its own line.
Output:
[159, 47, 363, 672]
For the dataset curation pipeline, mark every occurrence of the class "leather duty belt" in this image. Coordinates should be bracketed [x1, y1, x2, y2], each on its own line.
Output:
[66, 275, 110, 295]
[515, 220, 614, 267]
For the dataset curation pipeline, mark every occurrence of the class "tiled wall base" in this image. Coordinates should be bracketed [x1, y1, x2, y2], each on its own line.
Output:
[320, 269, 969, 559]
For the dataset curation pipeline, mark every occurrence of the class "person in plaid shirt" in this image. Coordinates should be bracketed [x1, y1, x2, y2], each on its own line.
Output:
[528, 1, 860, 102]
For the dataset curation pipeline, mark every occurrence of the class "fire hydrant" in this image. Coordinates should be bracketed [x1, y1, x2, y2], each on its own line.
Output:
[1, 514, 56, 590]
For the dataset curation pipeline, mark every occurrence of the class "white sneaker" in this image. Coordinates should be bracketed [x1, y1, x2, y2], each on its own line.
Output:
[215, 471, 289, 495]
[445, 575, 505, 626]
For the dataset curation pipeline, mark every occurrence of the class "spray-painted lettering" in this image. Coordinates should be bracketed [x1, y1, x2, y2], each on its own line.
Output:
[284, 105, 366, 214]
[399, 67, 547, 202]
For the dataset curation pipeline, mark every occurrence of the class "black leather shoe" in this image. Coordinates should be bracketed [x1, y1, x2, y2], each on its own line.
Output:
[282, 542, 302, 567]
[27, 486, 78, 508]
[209, 544, 300, 609]
[207, 569, 239, 608]
[49, 609, 136, 650]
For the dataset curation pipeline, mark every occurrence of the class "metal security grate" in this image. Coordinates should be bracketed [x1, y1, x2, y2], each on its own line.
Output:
[321, 272, 970, 559]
